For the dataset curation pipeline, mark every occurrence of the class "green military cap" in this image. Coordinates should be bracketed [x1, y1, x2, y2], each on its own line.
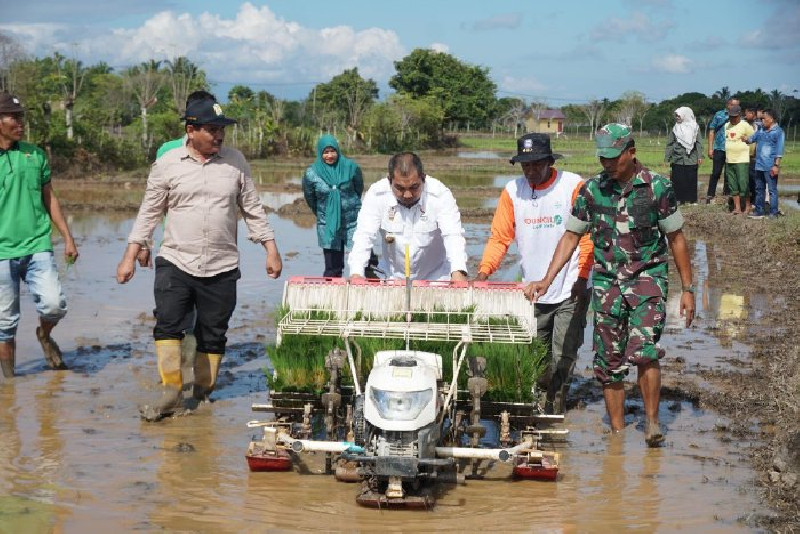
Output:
[595, 123, 633, 158]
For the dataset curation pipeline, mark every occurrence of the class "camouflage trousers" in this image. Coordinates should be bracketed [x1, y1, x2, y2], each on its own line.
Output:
[592, 284, 666, 384]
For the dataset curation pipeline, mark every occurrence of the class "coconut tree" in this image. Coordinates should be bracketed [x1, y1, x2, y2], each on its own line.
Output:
[166, 56, 204, 115]
[123, 60, 166, 146]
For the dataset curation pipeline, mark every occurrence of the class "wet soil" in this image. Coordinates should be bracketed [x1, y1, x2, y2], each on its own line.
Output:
[1, 172, 798, 532]
[679, 207, 800, 531]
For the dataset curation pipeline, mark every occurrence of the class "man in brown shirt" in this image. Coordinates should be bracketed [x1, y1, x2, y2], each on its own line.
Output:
[116, 99, 282, 421]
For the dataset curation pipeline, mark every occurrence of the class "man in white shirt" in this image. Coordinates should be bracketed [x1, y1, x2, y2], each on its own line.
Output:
[348, 152, 468, 281]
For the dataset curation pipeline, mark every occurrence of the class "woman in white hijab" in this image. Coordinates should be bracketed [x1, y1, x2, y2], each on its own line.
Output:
[665, 106, 703, 204]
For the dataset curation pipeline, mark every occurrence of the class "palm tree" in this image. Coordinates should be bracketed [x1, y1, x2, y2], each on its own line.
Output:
[123, 60, 166, 146]
[713, 86, 731, 103]
[769, 90, 787, 121]
[166, 56, 200, 115]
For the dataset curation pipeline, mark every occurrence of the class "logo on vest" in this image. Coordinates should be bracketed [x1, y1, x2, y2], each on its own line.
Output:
[523, 215, 560, 229]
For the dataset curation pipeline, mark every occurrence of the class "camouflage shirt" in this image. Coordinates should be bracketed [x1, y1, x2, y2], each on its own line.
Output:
[565, 162, 683, 297]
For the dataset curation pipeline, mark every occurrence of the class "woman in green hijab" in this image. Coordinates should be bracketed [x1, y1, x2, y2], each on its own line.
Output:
[302, 134, 364, 277]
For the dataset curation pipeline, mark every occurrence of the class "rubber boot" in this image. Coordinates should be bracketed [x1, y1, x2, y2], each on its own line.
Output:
[193, 352, 223, 401]
[0, 341, 15, 379]
[140, 339, 183, 422]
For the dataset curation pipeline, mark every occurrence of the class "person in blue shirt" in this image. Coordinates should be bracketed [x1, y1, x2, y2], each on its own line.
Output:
[705, 98, 739, 204]
[745, 109, 785, 219]
[743, 107, 762, 212]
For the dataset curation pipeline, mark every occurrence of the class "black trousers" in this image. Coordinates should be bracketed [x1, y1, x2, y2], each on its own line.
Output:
[323, 248, 345, 278]
[153, 257, 240, 354]
[671, 164, 698, 204]
[706, 149, 729, 198]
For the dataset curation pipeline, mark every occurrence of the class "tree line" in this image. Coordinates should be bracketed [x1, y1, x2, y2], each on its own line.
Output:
[0, 31, 796, 176]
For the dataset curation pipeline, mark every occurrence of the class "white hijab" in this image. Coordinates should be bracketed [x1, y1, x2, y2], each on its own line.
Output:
[673, 106, 699, 152]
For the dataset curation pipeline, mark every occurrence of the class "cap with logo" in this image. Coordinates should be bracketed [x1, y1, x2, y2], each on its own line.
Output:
[182, 99, 236, 126]
[595, 123, 633, 158]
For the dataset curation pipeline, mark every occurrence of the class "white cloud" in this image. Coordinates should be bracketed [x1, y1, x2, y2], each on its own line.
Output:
[429, 43, 450, 53]
[740, 4, 800, 51]
[0, 22, 69, 52]
[652, 54, 693, 74]
[591, 11, 673, 42]
[0, 3, 406, 97]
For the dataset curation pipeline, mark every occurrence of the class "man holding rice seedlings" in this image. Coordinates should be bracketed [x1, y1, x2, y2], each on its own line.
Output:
[475, 133, 592, 414]
[116, 98, 283, 422]
[348, 152, 468, 281]
[525, 124, 695, 447]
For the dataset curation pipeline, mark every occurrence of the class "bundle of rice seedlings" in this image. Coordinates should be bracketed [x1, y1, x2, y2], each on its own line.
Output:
[266, 305, 546, 401]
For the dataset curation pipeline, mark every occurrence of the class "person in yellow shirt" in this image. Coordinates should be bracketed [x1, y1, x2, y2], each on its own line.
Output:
[723, 105, 755, 215]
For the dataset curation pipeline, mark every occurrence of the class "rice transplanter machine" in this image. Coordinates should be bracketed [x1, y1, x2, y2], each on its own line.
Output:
[246, 274, 567, 508]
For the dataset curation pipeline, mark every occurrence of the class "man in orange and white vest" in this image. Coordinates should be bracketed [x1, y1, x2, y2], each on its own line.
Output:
[475, 133, 592, 414]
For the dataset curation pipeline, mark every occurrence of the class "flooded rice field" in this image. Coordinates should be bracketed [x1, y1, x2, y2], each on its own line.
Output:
[0, 195, 784, 532]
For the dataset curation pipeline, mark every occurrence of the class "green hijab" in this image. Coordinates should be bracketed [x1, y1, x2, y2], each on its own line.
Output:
[312, 134, 358, 243]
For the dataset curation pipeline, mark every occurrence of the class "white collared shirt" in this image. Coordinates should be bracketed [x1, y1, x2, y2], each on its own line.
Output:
[347, 176, 467, 280]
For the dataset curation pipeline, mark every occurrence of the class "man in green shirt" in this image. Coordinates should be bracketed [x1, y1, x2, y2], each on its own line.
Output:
[0, 92, 79, 378]
[525, 124, 695, 447]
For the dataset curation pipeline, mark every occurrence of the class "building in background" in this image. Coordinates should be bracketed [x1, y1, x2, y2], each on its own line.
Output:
[525, 109, 565, 136]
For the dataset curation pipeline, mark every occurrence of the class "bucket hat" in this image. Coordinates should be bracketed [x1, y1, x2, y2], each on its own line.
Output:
[509, 133, 563, 164]
[0, 93, 24, 114]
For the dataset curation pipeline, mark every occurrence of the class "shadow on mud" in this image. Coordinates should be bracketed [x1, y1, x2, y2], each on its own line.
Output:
[208, 341, 269, 401]
[14, 343, 133, 377]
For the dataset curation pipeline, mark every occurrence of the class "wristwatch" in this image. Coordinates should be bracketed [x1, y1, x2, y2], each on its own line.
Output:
[682, 285, 695, 294]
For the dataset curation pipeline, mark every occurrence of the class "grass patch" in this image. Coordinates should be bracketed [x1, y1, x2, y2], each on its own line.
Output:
[459, 133, 800, 179]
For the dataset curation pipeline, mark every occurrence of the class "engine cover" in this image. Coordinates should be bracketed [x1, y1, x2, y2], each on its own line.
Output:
[364, 350, 440, 432]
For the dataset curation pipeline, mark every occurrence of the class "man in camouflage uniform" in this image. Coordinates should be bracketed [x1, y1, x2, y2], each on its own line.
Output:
[524, 124, 695, 447]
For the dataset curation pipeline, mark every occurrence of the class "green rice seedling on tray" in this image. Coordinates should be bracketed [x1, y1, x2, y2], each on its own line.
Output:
[266, 305, 548, 402]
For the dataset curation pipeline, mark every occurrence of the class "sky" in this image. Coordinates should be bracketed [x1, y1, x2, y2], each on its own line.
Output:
[1, 0, 799, 105]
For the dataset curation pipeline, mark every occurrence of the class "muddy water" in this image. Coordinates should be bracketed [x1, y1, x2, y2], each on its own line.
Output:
[0, 211, 768, 532]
